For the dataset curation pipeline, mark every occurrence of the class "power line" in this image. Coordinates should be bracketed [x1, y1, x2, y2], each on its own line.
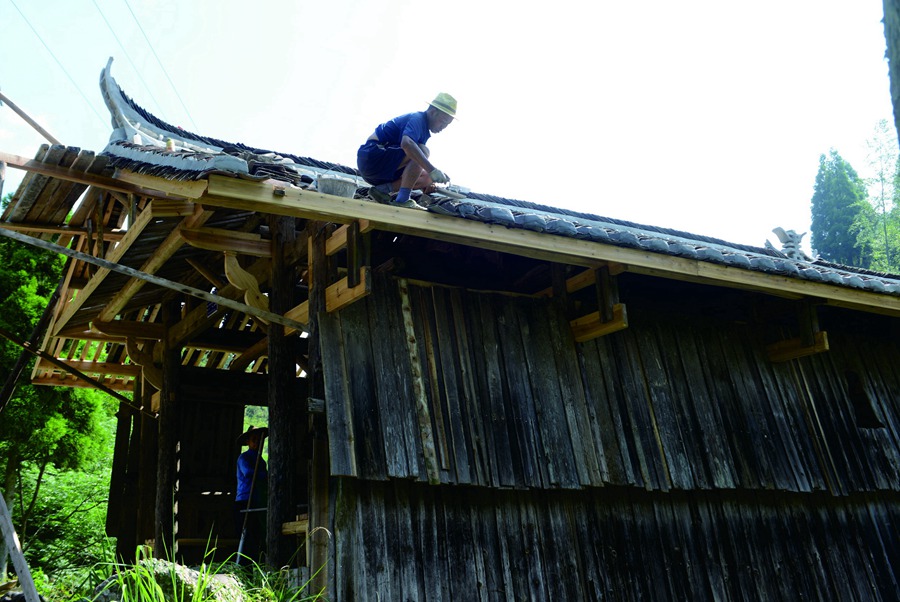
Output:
[90, 0, 170, 122]
[122, 0, 199, 131]
[7, 0, 108, 128]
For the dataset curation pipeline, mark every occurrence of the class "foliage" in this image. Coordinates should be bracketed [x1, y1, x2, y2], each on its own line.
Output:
[0, 193, 118, 581]
[810, 149, 873, 267]
[853, 121, 900, 272]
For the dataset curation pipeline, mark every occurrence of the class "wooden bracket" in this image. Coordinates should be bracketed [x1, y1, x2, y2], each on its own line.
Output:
[766, 299, 829, 362]
[569, 265, 629, 342]
[571, 303, 629, 342]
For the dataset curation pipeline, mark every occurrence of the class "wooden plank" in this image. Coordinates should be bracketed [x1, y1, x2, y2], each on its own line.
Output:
[414, 286, 453, 478]
[429, 287, 474, 484]
[632, 324, 691, 490]
[180, 226, 271, 257]
[473, 294, 516, 487]
[399, 279, 440, 485]
[766, 331, 829, 362]
[340, 300, 387, 480]
[448, 288, 491, 486]
[577, 336, 633, 486]
[28, 149, 94, 224]
[548, 297, 607, 486]
[519, 298, 580, 488]
[319, 315, 356, 477]
[570, 304, 628, 342]
[367, 275, 416, 480]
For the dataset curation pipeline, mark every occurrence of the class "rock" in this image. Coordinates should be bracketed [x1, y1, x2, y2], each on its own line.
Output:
[94, 559, 244, 602]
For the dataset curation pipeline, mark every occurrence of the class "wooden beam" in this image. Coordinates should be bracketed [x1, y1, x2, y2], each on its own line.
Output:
[0, 150, 182, 198]
[203, 175, 900, 318]
[325, 219, 373, 256]
[97, 206, 215, 323]
[34, 358, 142, 378]
[114, 169, 209, 199]
[180, 227, 272, 257]
[325, 267, 371, 313]
[0, 227, 307, 333]
[0, 221, 126, 240]
[766, 331, 830, 362]
[50, 203, 157, 335]
[93, 320, 165, 340]
[570, 304, 628, 342]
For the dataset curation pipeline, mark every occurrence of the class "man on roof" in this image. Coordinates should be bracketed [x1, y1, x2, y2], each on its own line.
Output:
[357, 92, 457, 210]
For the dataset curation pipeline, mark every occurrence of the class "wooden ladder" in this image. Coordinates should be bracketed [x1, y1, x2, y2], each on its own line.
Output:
[0, 491, 40, 602]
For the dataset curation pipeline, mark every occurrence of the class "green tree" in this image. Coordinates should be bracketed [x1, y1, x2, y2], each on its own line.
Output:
[810, 149, 873, 267]
[0, 194, 116, 578]
[857, 120, 900, 272]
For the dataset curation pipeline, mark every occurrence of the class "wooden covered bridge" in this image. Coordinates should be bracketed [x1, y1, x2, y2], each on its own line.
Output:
[1, 62, 899, 599]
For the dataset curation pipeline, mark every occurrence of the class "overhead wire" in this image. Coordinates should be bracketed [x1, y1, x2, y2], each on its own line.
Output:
[7, 0, 108, 128]
[90, 0, 170, 122]
[122, 0, 199, 131]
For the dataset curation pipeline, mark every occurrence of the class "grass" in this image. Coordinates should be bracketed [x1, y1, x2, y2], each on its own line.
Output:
[34, 541, 327, 602]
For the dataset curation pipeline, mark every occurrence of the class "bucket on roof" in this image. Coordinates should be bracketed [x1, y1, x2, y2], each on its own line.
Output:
[317, 175, 358, 198]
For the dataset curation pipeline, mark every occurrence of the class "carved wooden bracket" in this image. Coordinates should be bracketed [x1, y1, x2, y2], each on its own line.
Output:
[224, 251, 270, 326]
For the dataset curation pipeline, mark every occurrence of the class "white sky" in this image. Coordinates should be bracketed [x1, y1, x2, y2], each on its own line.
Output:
[0, 0, 894, 252]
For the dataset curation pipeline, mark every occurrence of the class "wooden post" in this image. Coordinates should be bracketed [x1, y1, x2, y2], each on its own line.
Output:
[155, 300, 181, 559]
[307, 221, 330, 595]
[266, 215, 299, 567]
[138, 380, 159, 551]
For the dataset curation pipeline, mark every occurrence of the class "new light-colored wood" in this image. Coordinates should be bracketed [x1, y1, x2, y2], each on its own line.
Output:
[203, 175, 900, 317]
[0, 221, 125, 240]
[93, 320, 165, 340]
[51, 203, 157, 335]
[325, 219, 373, 256]
[570, 304, 629, 342]
[0, 151, 177, 198]
[325, 267, 371, 313]
[766, 331, 830, 362]
[281, 515, 309, 536]
[115, 169, 209, 198]
[97, 206, 214, 322]
[181, 227, 271, 257]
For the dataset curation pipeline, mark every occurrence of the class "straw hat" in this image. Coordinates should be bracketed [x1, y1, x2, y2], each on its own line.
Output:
[236, 425, 268, 446]
[429, 92, 457, 118]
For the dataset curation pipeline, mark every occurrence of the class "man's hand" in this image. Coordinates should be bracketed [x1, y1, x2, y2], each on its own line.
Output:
[429, 168, 450, 184]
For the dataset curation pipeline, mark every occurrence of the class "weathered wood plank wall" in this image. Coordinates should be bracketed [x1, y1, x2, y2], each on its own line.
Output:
[321, 275, 900, 496]
[332, 479, 900, 601]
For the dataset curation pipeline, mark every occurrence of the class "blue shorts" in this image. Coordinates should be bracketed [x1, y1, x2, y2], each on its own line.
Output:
[357, 140, 406, 186]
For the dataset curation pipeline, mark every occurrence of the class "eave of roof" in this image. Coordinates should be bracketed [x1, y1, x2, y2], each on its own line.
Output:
[81, 59, 900, 315]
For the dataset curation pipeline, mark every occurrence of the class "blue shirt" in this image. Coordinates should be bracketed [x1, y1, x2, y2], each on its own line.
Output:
[373, 111, 431, 147]
[236, 449, 267, 503]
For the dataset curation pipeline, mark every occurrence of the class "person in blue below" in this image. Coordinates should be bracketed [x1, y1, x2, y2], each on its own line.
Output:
[357, 92, 457, 210]
[235, 425, 268, 563]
